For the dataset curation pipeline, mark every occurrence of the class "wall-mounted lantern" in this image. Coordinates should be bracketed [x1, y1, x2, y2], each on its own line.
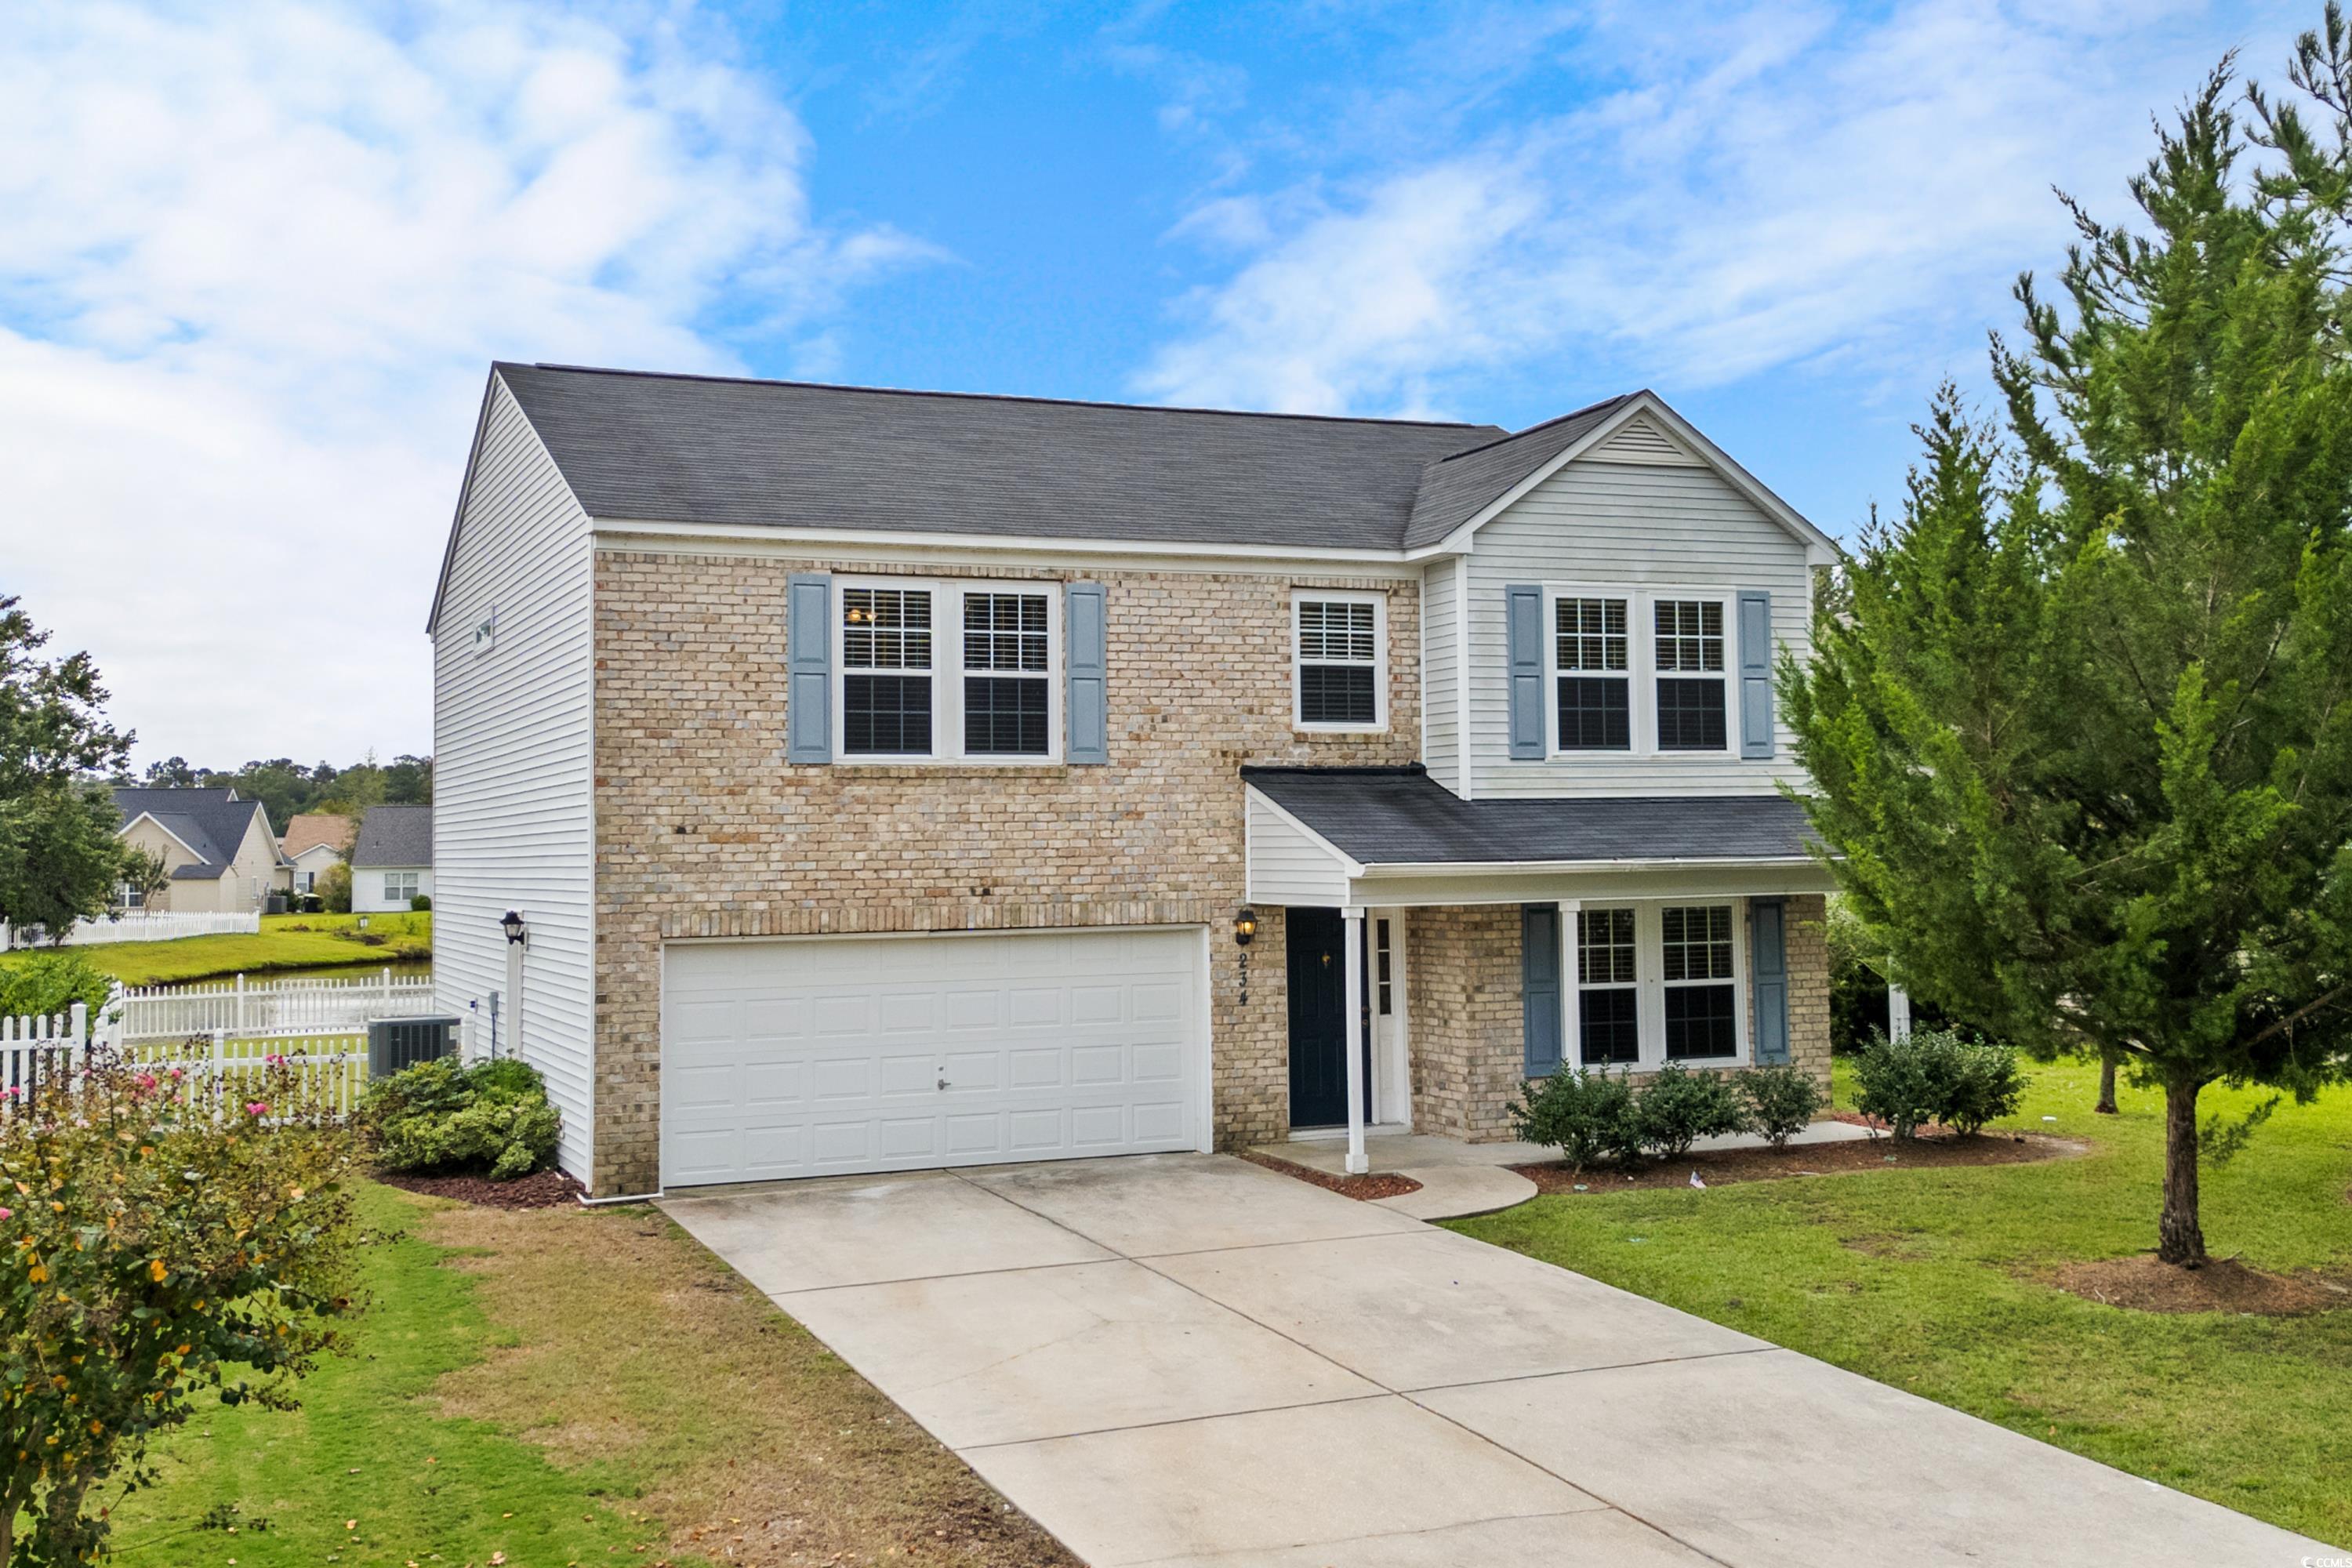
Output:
[1233, 908, 1258, 947]
[501, 909, 528, 947]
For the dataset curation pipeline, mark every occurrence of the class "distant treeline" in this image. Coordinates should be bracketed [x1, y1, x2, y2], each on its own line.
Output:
[125, 754, 432, 833]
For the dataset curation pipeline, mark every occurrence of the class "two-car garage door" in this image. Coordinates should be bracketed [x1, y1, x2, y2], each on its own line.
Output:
[660, 927, 1206, 1189]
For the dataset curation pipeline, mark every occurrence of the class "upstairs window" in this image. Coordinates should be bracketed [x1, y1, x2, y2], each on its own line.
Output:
[963, 593, 1051, 755]
[1661, 904, 1737, 1058]
[1555, 597, 1631, 750]
[1577, 907, 1639, 1065]
[835, 579, 1062, 762]
[843, 587, 935, 756]
[1294, 594, 1385, 730]
[1653, 600, 1726, 751]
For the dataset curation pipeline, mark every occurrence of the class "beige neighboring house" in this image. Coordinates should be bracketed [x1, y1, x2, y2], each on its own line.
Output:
[112, 787, 290, 914]
[280, 813, 354, 896]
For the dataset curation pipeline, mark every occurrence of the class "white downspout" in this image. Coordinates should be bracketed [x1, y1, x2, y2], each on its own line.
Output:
[1343, 908, 1367, 1176]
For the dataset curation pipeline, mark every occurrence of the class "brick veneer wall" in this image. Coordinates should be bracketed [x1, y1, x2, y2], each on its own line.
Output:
[589, 550, 1416, 1196]
[1405, 906, 1525, 1141]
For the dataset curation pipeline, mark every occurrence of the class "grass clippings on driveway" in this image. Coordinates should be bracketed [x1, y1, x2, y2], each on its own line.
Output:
[1451, 1059, 2352, 1547]
[107, 1180, 1076, 1568]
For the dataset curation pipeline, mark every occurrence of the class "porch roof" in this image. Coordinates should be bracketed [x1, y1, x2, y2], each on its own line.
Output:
[1240, 765, 1818, 866]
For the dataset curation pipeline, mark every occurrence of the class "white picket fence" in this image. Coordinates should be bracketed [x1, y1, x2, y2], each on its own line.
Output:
[1, 1004, 93, 1098]
[0, 910, 261, 949]
[117, 968, 434, 1040]
[1, 1008, 368, 1120]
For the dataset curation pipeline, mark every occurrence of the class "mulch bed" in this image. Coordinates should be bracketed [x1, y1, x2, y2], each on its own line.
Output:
[2048, 1254, 2352, 1316]
[374, 1166, 586, 1210]
[1512, 1129, 2083, 1195]
[1242, 1151, 1424, 1202]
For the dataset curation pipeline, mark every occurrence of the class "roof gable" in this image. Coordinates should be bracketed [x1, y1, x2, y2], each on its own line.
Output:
[1404, 391, 1838, 560]
[111, 787, 267, 870]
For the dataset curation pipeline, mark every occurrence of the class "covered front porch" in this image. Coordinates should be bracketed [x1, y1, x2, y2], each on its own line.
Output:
[1242, 764, 1838, 1174]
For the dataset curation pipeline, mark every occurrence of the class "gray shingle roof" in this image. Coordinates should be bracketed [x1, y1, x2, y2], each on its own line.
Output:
[352, 805, 432, 869]
[112, 787, 268, 872]
[1401, 396, 1634, 550]
[495, 363, 1511, 553]
[1242, 766, 1820, 866]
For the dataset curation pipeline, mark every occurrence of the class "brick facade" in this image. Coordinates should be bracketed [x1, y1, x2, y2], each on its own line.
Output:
[1406, 906, 1526, 1140]
[590, 550, 1415, 1195]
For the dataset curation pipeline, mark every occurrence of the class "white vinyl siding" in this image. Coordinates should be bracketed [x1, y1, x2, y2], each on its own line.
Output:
[354, 866, 434, 913]
[1465, 459, 1813, 797]
[1421, 559, 1460, 792]
[1243, 789, 1355, 907]
[430, 375, 597, 1178]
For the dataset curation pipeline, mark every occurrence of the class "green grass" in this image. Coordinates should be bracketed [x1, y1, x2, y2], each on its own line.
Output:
[0, 914, 430, 987]
[104, 1182, 681, 1568]
[103, 1180, 1074, 1568]
[1451, 1059, 2352, 1545]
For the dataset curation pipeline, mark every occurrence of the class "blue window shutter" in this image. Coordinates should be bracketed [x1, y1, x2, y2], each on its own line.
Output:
[1521, 904, 1562, 1076]
[1506, 584, 1544, 760]
[1066, 582, 1109, 764]
[1751, 898, 1789, 1063]
[786, 572, 832, 764]
[1737, 589, 1774, 760]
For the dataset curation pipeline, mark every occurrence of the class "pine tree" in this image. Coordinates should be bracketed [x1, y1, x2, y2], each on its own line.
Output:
[1787, 15, 2352, 1265]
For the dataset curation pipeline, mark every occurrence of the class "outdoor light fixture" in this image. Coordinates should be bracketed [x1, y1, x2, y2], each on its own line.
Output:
[501, 909, 528, 946]
[1233, 908, 1258, 946]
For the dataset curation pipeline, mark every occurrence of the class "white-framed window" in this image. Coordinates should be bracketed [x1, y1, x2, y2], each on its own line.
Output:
[834, 578, 1062, 763]
[1293, 591, 1386, 731]
[385, 871, 419, 902]
[1576, 907, 1639, 1064]
[115, 881, 144, 910]
[297, 870, 316, 893]
[1572, 900, 1748, 1069]
[1545, 586, 1734, 757]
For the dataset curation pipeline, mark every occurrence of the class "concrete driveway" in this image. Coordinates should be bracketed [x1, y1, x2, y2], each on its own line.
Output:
[662, 1153, 2326, 1567]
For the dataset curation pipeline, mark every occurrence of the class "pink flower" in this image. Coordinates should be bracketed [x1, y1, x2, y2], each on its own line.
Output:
[244, 1102, 268, 1117]
[136, 1073, 158, 1092]
[0, 1208, 12, 1221]
[2, 1086, 19, 1100]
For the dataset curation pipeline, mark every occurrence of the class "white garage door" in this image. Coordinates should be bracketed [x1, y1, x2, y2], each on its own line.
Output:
[660, 926, 1205, 1187]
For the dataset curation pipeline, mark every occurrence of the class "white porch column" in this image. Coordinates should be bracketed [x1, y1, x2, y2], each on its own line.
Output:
[1888, 982, 1913, 1041]
[1343, 908, 1367, 1176]
[1557, 899, 1580, 1072]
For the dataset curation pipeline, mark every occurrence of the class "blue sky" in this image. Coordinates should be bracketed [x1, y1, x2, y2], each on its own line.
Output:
[0, 0, 2314, 762]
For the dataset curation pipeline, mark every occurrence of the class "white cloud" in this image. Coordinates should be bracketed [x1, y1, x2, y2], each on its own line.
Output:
[1138, 0, 2306, 416]
[0, 0, 931, 768]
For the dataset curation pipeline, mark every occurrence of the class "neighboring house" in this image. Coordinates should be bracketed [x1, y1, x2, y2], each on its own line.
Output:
[279, 813, 354, 895]
[112, 787, 289, 913]
[350, 805, 434, 912]
[428, 363, 1841, 1196]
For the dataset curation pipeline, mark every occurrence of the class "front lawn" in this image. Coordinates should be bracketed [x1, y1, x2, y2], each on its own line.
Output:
[1452, 1059, 2352, 1546]
[1, 913, 430, 986]
[107, 1181, 1074, 1567]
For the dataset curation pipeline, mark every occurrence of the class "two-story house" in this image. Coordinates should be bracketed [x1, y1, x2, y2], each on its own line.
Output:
[426, 364, 1840, 1199]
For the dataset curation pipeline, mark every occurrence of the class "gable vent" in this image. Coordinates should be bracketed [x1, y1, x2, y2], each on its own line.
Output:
[1589, 415, 1702, 466]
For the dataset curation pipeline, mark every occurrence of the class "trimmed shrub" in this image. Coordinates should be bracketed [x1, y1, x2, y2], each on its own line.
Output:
[1634, 1062, 1749, 1160]
[1512, 1068, 1637, 1171]
[410, 893, 432, 912]
[357, 1056, 560, 1181]
[1740, 1062, 1824, 1148]
[318, 861, 352, 914]
[0, 949, 113, 1020]
[1940, 1038, 2027, 1134]
[1851, 1028, 2026, 1138]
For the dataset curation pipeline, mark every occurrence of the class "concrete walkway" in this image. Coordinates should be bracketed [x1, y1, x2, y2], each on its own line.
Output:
[1260, 1120, 1879, 1219]
[663, 1153, 2325, 1568]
